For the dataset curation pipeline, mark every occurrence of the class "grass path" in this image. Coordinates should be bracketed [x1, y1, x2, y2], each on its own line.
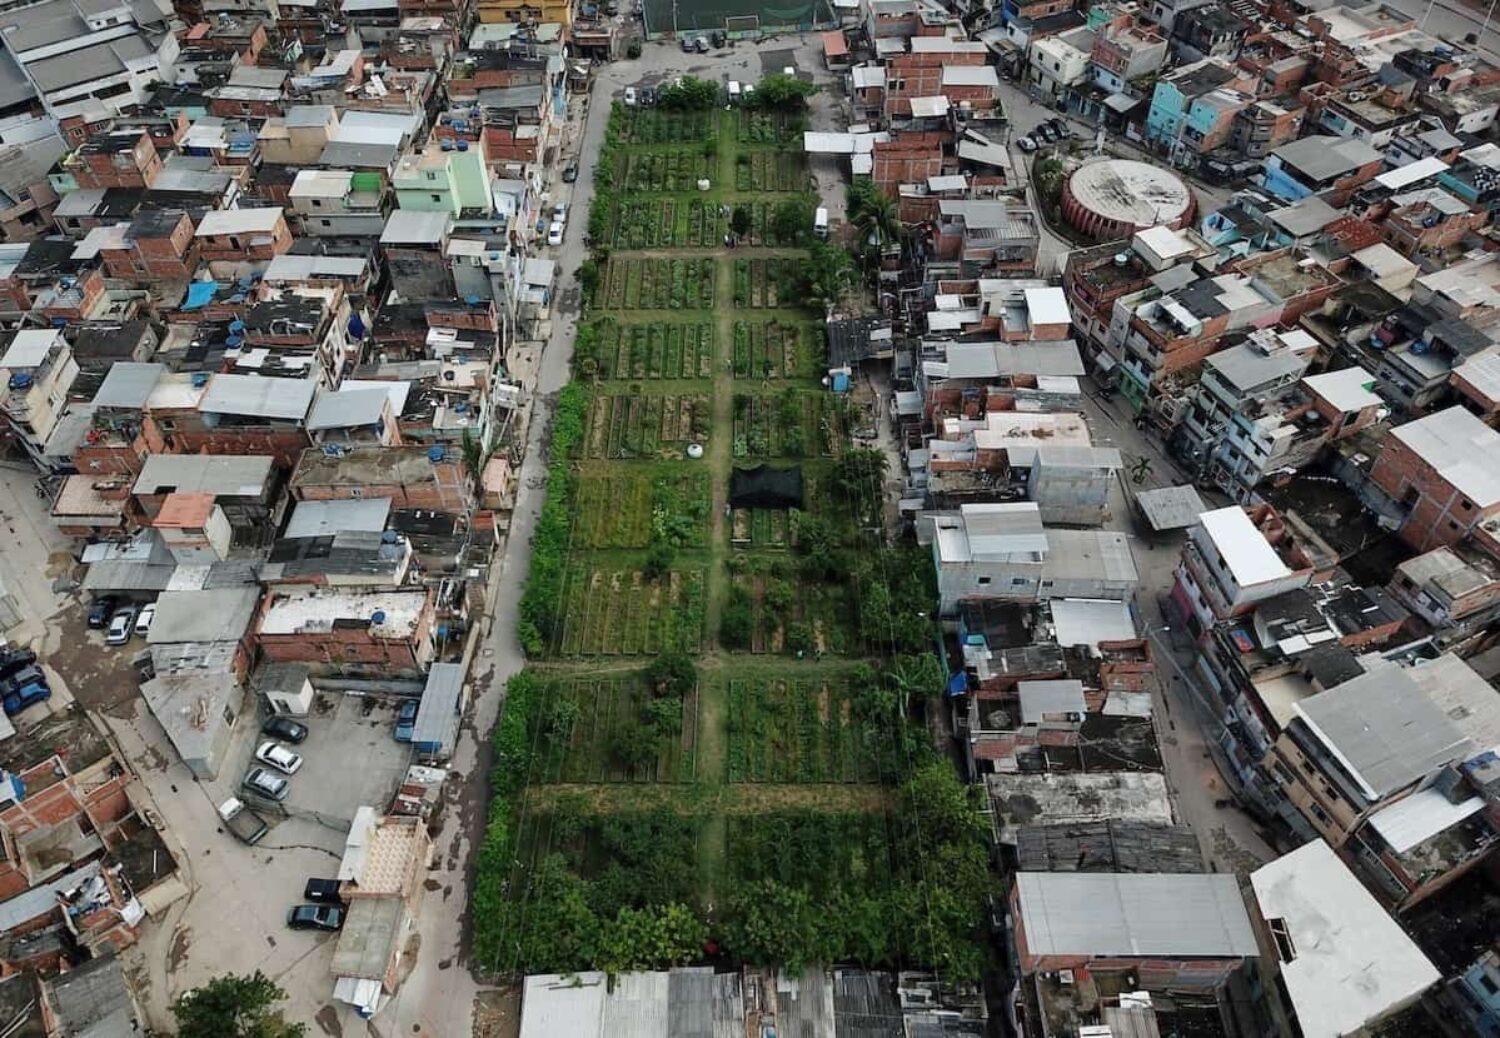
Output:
[522, 783, 891, 814]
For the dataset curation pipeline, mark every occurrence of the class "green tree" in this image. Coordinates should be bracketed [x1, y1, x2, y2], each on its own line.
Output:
[171, 972, 306, 1038]
[772, 196, 814, 244]
[644, 651, 696, 700]
[657, 75, 720, 111]
[596, 903, 707, 973]
[730, 204, 753, 238]
[832, 445, 889, 504]
[749, 73, 818, 111]
[803, 240, 856, 310]
[460, 427, 486, 483]
[722, 879, 822, 970]
[720, 585, 755, 650]
[846, 178, 900, 266]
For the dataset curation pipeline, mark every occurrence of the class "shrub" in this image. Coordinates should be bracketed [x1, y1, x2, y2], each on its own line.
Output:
[625, 38, 642, 58]
[720, 585, 754, 649]
[517, 384, 588, 655]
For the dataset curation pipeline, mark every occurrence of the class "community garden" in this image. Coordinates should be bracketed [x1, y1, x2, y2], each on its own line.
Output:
[473, 76, 992, 983]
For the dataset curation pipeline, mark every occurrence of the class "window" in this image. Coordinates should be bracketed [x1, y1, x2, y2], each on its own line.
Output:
[977, 576, 992, 585]
[1449, 520, 1460, 530]
[1461, 499, 1474, 511]
[1011, 577, 1029, 586]
[311, 198, 322, 208]
[431, 193, 442, 202]
[1481, 976, 1498, 996]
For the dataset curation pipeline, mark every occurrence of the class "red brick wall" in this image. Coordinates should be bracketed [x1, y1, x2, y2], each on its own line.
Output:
[1370, 437, 1500, 550]
[167, 428, 312, 471]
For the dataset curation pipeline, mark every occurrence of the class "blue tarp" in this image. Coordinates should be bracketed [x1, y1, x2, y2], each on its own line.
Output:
[182, 282, 219, 310]
[946, 671, 968, 697]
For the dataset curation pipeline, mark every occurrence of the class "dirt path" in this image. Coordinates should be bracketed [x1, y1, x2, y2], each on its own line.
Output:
[522, 783, 891, 814]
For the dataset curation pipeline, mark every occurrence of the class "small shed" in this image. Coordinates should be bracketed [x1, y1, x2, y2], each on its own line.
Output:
[411, 663, 465, 761]
[1133, 484, 1209, 533]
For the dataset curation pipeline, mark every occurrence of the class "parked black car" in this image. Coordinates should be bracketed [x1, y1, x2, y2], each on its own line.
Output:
[286, 904, 344, 931]
[0, 650, 37, 681]
[87, 596, 119, 628]
[562, 163, 578, 183]
[711, 30, 727, 47]
[262, 716, 309, 744]
[304, 878, 344, 903]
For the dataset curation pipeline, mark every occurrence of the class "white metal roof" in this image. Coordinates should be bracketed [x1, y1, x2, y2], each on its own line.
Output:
[1014, 872, 1259, 958]
[195, 207, 283, 237]
[910, 95, 950, 118]
[1390, 405, 1500, 507]
[1024, 286, 1070, 326]
[199, 373, 315, 421]
[1367, 786, 1486, 854]
[942, 64, 999, 88]
[960, 502, 1047, 557]
[0, 329, 62, 369]
[1198, 506, 1292, 587]
[285, 498, 391, 539]
[1374, 154, 1449, 191]
[1018, 679, 1086, 724]
[1302, 366, 1381, 412]
[1250, 840, 1439, 1038]
[1051, 598, 1136, 648]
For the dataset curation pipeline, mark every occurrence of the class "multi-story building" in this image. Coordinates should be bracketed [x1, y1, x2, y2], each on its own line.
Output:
[1169, 4, 1248, 64]
[1250, 841, 1440, 1038]
[1172, 504, 1313, 635]
[1109, 271, 1281, 415]
[1262, 134, 1386, 204]
[392, 139, 492, 216]
[1368, 405, 1500, 551]
[1264, 654, 1500, 910]
[289, 170, 389, 237]
[1144, 58, 1256, 165]
[256, 586, 437, 673]
[1029, 27, 1096, 104]
[1228, 100, 1303, 160]
[1390, 542, 1500, 644]
[926, 502, 1137, 614]
[0, 329, 78, 468]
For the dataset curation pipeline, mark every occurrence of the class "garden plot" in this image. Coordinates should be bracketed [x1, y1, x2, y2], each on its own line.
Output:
[609, 198, 722, 249]
[619, 152, 718, 195]
[732, 257, 800, 309]
[726, 675, 883, 783]
[725, 813, 894, 896]
[591, 320, 714, 381]
[529, 675, 699, 784]
[731, 319, 820, 379]
[574, 470, 710, 550]
[512, 807, 699, 910]
[618, 109, 719, 144]
[594, 257, 717, 311]
[585, 392, 710, 459]
[732, 390, 845, 458]
[729, 506, 794, 548]
[733, 153, 808, 193]
[734, 110, 802, 145]
[728, 569, 854, 656]
[557, 564, 706, 656]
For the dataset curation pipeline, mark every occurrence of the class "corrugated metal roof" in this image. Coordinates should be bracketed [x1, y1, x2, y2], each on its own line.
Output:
[1390, 405, 1500, 507]
[135, 454, 273, 497]
[412, 663, 463, 750]
[1051, 598, 1136, 648]
[1134, 485, 1208, 531]
[1296, 666, 1469, 800]
[199, 374, 315, 421]
[961, 502, 1048, 556]
[1019, 679, 1086, 724]
[381, 209, 450, 245]
[307, 386, 390, 430]
[1014, 872, 1258, 958]
[195, 207, 284, 237]
[92, 362, 164, 410]
[285, 498, 391, 540]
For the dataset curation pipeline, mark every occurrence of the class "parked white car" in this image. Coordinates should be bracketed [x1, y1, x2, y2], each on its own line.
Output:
[134, 601, 156, 637]
[624, 87, 638, 106]
[547, 221, 565, 246]
[254, 740, 304, 775]
[553, 202, 568, 226]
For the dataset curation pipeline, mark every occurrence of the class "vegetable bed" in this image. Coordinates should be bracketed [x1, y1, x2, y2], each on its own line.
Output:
[574, 471, 711, 549]
[731, 319, 820, 379]
[593, 258, 717, 311]
[556, 564, 707, 656]
[725, 675, 883, 783]
[584, 392, 711, 459]
[731, 390, 844, 458]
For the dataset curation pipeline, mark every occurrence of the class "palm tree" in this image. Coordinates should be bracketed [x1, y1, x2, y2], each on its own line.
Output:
[1129, 455, 1153, 485]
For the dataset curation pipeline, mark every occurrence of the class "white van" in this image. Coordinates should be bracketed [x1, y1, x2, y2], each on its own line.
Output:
[813, 207, 829, 240]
